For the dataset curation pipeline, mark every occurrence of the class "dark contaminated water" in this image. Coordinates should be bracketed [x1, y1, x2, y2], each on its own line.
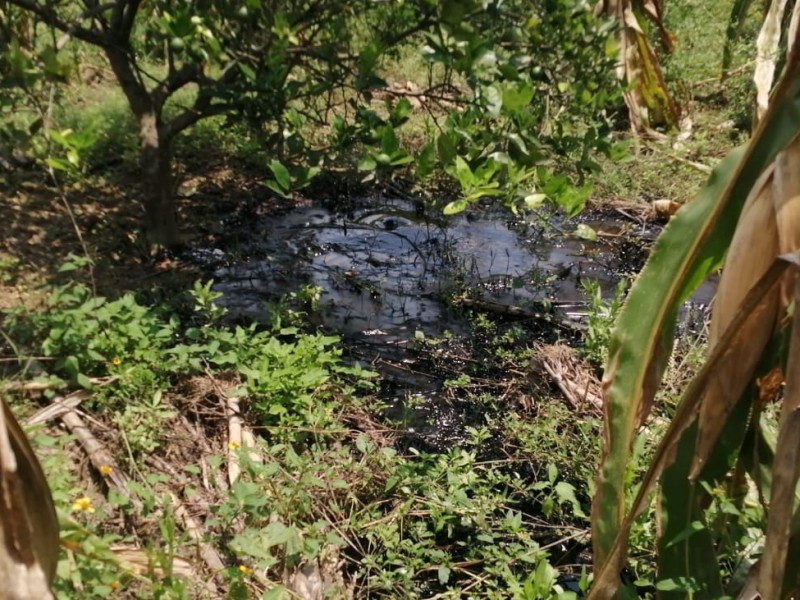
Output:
[188, 196, 714, 450]
[199, 197, 670, 342]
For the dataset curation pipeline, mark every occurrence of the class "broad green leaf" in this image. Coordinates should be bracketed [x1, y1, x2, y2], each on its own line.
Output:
[502, 81, 535, 112]
[357, 156, 377, 172]
[262, 586, 290, 600]
[389, 152, 413, 166]
[437, 133, 458, 166]
[556, 184, 591, 218]
[389, 98, 413, 125]
[268, 160, 291, 191]
[482, 84, 503, 117]
[416, 144, 436, 179]
[63, 355, 79, 378]
[45, 157, 70, 172]
[446, 156, 475, 188]
[265, 181, 290, 199]
[591, 255, 792, 598]
[655, 577, 702, 593]
[380, 126, 400, 154]
[657, 422, 723, 599]
[438, 566, 451, 585]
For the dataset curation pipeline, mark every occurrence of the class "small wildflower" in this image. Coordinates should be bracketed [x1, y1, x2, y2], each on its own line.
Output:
[99, 465, 113, 476]
[228, 441, 240, 451]
[71, 496, 95, 514]
[109, 581, 120, 590]
[111, 357, 122, 366]
[238, 565, 253, 576]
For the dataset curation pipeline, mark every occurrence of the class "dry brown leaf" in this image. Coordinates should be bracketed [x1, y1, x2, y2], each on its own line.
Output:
[693, 166, 781, 478]
[284, 545, 352, 600]
[755, 0, 791, 122]
[652, 199, 681, 219]
[227, 394, 243, 485]
[773, 135, 800, 301]
[111, 545, 196, 578]
[758, 366, 785, 404]
[0, 400, 58, 600]
[759, 269, 800, 598]
[534, 344, 603, 415]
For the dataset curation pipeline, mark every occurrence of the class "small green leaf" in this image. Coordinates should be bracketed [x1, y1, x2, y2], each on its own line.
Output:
[655, 577, 701, 592]
[574, 224, 597, 241]
[443, 198, 469, 215]
[268, 160, 291, 191]
[76, 373, 93, 389]
[663, 520, 705, 549]
[502, 81, 535, 111]
[416, 144, 436, 179]
[523, 193, 547, 210]
[357, 156, 377, 172]
[438, 566, 451, 585]
[265, 180, 290, 198]
[262, 586, 290, 600]
[380, 126, 400, 154]
[45, 157, 71, 172]
[63, 355, 79, 378]
[437, 133, 457, 166]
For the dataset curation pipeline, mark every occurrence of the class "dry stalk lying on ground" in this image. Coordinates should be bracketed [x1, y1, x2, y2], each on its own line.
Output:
[531, 344, 603, 416]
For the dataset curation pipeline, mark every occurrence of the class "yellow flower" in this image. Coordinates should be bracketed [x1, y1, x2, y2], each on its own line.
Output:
[238, 564, 253, 576]
[99, 465, 113, 476]
[71, 496, 95, 513]
[109, 581, 120, 590]
[111, 357, 122, 366]
[228, 441, 240, 450]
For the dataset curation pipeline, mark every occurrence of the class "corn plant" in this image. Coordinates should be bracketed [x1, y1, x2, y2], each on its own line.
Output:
[596, 0, 680, 134]
[591, 18, 800, 600]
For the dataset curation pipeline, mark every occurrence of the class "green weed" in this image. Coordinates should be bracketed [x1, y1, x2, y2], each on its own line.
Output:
[2, 267, 600, 597]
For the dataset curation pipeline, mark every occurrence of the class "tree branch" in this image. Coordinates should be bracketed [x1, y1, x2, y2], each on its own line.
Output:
[5, 0, 107, 46]
[164, 101, 229, 141]
[152, 63, 202, 111]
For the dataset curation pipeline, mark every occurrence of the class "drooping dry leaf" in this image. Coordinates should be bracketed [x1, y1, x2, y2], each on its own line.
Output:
[754, 0, 790, 122]
[0, 400, 59, 600]
[773, 135, 800, 301]
[589, 255, 793, 599]
[759, 259, 800, 598]
[693, 166, 780, 478]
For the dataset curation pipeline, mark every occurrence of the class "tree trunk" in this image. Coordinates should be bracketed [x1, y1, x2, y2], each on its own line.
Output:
[138, 112, 179, 249]
[104, 45, 180, 250]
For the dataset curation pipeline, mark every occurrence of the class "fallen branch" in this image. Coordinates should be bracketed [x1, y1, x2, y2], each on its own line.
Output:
[57, 409, 145, 512]
[26, 378, 118, 426]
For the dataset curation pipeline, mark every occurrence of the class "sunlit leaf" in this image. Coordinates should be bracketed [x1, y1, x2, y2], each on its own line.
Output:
[574, 224, 597, 241]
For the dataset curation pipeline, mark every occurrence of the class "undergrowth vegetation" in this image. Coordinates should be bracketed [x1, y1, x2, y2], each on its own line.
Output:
[1, 257, 598, 598]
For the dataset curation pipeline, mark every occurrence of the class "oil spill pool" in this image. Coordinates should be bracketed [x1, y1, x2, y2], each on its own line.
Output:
[192, 197, 713, 451]
[202, 197, 649, 347]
